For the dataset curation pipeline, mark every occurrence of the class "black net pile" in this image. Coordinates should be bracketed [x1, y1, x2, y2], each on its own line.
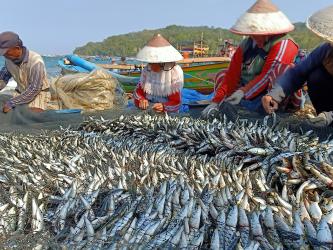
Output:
[0, 95, 140, 134]
[0, 92, 332, 141]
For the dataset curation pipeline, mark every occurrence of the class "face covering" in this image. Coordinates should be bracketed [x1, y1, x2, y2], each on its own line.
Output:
[150, 63, 161, 72]
[142, 63, 183, 97]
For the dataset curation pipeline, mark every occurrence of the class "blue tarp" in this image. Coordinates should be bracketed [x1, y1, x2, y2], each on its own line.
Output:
[181, 89, 213, 105]
[181, 89, 213, 112]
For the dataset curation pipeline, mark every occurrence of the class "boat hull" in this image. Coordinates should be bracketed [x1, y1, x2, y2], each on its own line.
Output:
[58, 56, 229, 94]
[119, 62, 228, 94]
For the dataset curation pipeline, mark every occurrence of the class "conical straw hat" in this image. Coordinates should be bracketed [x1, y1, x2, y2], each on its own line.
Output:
[307, 5, 333, 43]
[230, 0, 294, 35]
[136, 34, 183, 63]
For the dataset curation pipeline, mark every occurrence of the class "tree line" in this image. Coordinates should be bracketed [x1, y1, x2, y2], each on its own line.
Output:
[74, 23, 323, 56]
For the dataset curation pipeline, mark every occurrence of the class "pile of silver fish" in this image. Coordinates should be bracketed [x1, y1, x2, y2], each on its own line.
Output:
[0, 114, 333, 249]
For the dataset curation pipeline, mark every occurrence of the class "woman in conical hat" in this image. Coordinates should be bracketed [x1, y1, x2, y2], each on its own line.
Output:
[262, 5, 333, 127]
[202, 0, 301, 118]
[133, 34, 184, 113]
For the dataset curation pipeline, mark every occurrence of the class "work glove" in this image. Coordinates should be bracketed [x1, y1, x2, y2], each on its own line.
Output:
[201, 102, 219, 119]
[309, 111, 333, 127]
[225, 90, 244, 105]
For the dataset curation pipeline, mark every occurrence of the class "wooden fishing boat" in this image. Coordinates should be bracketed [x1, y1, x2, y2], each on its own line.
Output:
[116, 62, 229, 94]
[58, 55, 230, 94]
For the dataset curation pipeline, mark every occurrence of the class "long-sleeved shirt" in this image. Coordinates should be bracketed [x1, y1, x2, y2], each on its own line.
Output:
[212, 37, 299, 103]
[0, 50, 46, 108]
[134, 82, 181, 112]
[275, 43, 332, 95]
[0, 67, 12, 84]
[133, 64, 183, 112]
[269, 42, 333, 113]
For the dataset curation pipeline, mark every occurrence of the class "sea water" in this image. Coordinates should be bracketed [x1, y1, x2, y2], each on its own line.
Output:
[0, 56, 62, 77]
[0, 56, 63, 93]
[0, 55, 139, 77]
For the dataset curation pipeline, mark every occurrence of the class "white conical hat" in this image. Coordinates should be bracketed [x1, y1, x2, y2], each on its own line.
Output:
[230, 0, 294, 35]
[136, 34, 183, 63]
[306, 5, 333, 43]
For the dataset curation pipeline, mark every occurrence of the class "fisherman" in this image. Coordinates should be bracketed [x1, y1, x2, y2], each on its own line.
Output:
[120, 56, 127, 65]
[202, 0, 302, 118]
[133, 34, 184, 113]
[225, 40, 236, 58]
[0, 31, 50, 113]
[110, 58, 119, 73]
[262, 5, 333, 127]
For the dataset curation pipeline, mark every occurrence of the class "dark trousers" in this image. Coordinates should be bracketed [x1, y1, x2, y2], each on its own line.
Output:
[307, 66, 333, 114]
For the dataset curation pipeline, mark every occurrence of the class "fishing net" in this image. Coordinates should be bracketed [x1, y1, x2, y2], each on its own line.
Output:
[0, 73, 130, 134]
[0, 103, 142, 135]
[201, 102, 333, 141]
[50, 69, 127, 112]
[0, 95, 332, 141]
[1, 92, 333, 249]
[0, 112, 333, 249]
[3, 63, 333, 248]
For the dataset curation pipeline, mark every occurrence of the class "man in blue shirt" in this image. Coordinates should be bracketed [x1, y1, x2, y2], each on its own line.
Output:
[262, 5, 333, 127]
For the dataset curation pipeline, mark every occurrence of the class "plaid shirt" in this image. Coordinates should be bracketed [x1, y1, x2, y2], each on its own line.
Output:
[0, 50, 45, 108]
[0, 67, 12, 85]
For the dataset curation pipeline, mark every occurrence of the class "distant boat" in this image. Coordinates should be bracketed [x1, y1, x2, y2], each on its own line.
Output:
[177, 32, 210, 57]
[58, 55, 230, 94]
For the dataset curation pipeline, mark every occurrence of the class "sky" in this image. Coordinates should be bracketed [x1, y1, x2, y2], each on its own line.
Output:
[3, 0, 332, 55]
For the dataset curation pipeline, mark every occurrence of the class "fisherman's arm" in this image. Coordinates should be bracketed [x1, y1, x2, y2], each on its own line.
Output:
[133, 67, 150, 109]
[212, 47, 242, 103]
[133, 82, 148, 109]
[240, 39, 298, 100]
[0, 66, 12, 90]
[161, 91, 181, 112]
[269, 43, 331, 102]
[7, 63, 45, 107]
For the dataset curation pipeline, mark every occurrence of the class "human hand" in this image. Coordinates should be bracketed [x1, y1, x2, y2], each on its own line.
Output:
[262, 95, 279, 114]
[139, 99, 149, 110]
[152, 103, 164, 112]
[2, 102, 12, 113]
[225, 90, 244, 105]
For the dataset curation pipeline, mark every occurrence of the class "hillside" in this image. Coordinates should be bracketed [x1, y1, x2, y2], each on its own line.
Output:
[74, 23, 323, 56]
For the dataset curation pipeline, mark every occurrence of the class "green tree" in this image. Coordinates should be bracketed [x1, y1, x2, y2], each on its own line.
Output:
[74, 23, 323, 56]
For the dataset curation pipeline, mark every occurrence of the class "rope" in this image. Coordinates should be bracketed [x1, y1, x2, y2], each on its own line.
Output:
[183, 73, 215, 85]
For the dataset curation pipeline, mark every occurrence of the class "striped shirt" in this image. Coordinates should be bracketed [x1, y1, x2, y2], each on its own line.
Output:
[134, 82, 181, 112]
[0, 67, 12, 84]
[133, 66, 183, 113]
[0, 50, 45, 108]
[212, 37, 298, 103]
